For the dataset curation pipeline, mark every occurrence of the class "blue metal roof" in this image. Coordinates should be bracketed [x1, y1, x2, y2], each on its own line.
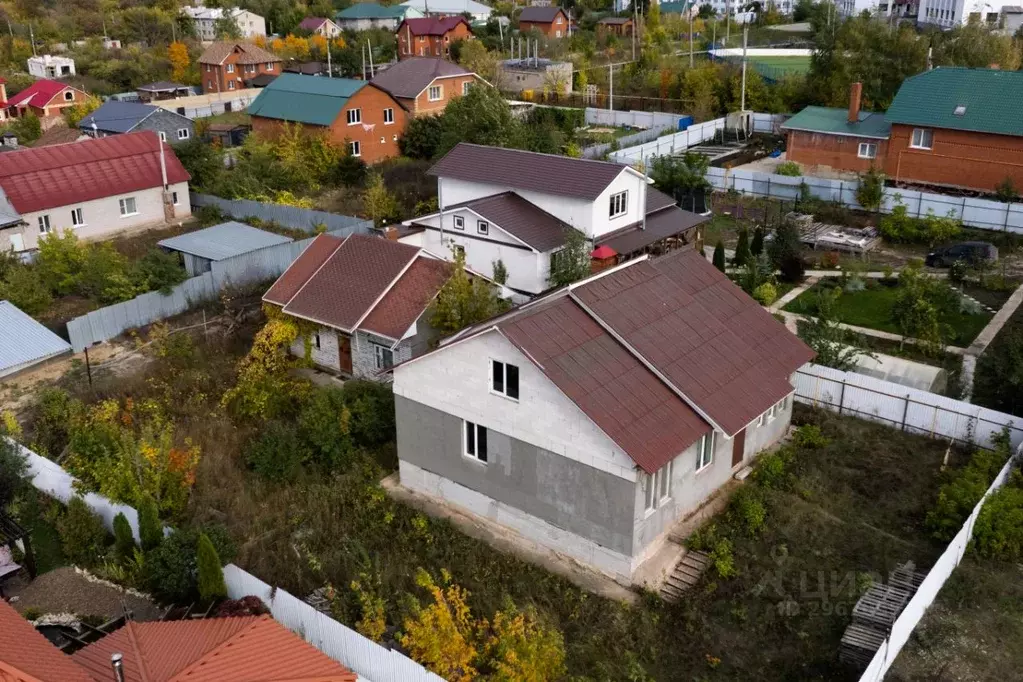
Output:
[157, 221, 293, 261]
[0, 301, 72, 378]
[79, 100, 161, 134]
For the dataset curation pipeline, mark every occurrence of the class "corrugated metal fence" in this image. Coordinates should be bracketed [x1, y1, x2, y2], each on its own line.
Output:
[582, 108, 683, 159]
[66, 219, 371, 352]
[609, 113, 789, 166]
[192, 193, 369, 235]
[708, 166, 1023, 234]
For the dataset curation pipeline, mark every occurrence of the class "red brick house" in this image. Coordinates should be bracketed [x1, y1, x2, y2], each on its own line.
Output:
[518, 7, 569, 37]
[783, 68, 1023, 193]
[396, 17, 472, 60]
[198, 41, 282, 94]
[3, 79, 89, 120]
[597, 16, 633, 37]
[248, 73, 408, 163]
[370, 57, 484, 116]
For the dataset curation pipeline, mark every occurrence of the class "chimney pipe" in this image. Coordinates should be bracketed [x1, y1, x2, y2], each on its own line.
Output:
[111, 653, 125, 682]
[848, 82, 862, 124]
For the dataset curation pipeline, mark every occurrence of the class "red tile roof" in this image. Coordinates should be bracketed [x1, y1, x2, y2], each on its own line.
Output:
[72, 616, 357, 682]
[0, 131, 190, 214]
[0, 600, 96, 682]
[400, 16, 470, 35]
[267, 234, 450, 341]
[5, 79, 81, 109]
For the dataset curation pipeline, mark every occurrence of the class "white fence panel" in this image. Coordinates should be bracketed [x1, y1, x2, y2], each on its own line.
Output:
[610, 113, 790, 166]
[222, 565, 446, 682]
[584, 107, 681, 129]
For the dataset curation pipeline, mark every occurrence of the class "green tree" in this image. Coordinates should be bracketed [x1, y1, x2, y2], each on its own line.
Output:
[798, 287, 867, 370]
[713, 240, 726, 272]
[974, 327, 1023, 416]
[0, 437, 27, 511]
[138, 493, 163, 551]
[399, 115, 444, 159]
[173, 138, 224, 192]
[57, 497, 109, 566]
[113, 512, 136, 561]
[214, 14, 241, 39]
[362, 173, 399, 228]
[768, 220, 805, 283]
[0, 265, 53, 316]
[431, 248, 509, 336]
[751, 227, 765, 257]
[856, 166, 885, 213]
[492, 259, 508, 285]
[548, 229, 591, 288]
[650, 151, 711, 213]
[733, 227, 752, 267]
[436, 85, 521, 157]
[196, 532, 227, 602]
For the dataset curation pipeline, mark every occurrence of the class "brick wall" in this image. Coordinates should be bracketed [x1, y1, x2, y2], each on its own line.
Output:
[409, 75, 477, 115]
[201, 50, 280, 94]
[884, 123, 1023, 192]
[397, 23, 471, 59]
[785, 130, 887, 173]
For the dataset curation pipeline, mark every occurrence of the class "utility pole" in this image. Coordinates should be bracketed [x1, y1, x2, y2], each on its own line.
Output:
[632, 1, 637, 62]
[726, 0, 731, 46]
[740, 21, 748, 111]
[608, 62, 613, 111]
[327, 39, 332, 77]
[29, 23, 36, 57]
[689, 8, 694, 67]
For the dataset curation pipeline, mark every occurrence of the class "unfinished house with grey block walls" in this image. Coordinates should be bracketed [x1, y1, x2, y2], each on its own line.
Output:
[263, 233, 454, 379]
[392, 249, 815, 586]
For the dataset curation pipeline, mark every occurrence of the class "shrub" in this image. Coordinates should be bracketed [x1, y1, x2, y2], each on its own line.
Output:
[727, 487, 766, 537]
[751, 227, 765, 256]
[713, 240, 726, 272]
[879, 203, 962, 246]
[297, 389, 355, 471]
[752, 282, 777, 306]
[752, 447, 794, 489]
[113, 512, 136, 561]
[972, 482, 1023, 561]
[926, 448, 1006, 541]
[792, 424, 829, 449]
[0, 265, 53, 316]
[733, 228, 752, 267]
[196, 532, 227, 602]
[138, 494, 163, 552]
[145, 525, 234, 603]
[687, 522, 718, 552]
[341, 381, 396, 449]
[0, 437, 28, 510]
[246, 421, 308, 482]
[778, 254, 806, 284]
[134, 250, 188, 294]
[710, 538, 736, 578]
[216, 596, 270, 617]
[775, 161, 802, 177]
[948, 259, 968, 284]
[58, 497, 110, 566]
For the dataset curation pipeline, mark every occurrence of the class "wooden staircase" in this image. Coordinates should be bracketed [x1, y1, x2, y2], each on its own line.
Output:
[660, 550, 711, 602]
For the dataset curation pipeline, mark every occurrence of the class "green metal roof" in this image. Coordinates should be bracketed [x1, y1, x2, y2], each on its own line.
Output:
[885, 67, 1023, 138]
[247, 73, 366, 126]
[781, 106, 891, 139]
[337, 3, 409, 19]
[659, 1, 694, 14]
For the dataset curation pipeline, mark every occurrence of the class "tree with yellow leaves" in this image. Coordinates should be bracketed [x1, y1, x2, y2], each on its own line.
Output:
[401, 569, 478, 682]
[283, 34, 311, 60]
[64, 95, 102, 127]
[254, 35, 267, 48]
[310, 33, 328, 57]
[168, 41, 190, 83]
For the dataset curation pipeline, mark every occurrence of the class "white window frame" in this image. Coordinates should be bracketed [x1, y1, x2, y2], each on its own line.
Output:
[266, 62, 274, 71]
[477, 220, 489, 236]
[206, 64, 211, 72]
[350, 140, 361, 157]
[158, 131, 167, 142]
[347, 108, 362, 125]
[38, 214, 51, 234]
[644, 459, 674, 512]
[695, 432, 714, 472]
[172, 191, 180, 206]
[373, 343, 394, 370]
[428, 85, 442, 101]
[766, 401, 778, 423]
[910, 128, 933, 150]
[453, 216, 465, 230]
[70, 207, 84, 227]
[462, 81, 471, 95]
[63, 90, 74, 101]
[227, 80, 235, 90]
[177, 128, 190, 140]
[383, 107, 394, 124]
[857, 142, 876, 159]
[226, 63, 235, 73]
[463, 420, 488, 463]
[490, 359, 519, 401]
[119, 197, 138, 217]
[609, 190, 628, 218]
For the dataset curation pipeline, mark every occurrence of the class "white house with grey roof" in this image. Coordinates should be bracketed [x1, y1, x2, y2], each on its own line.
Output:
[401, 143, 708, 294]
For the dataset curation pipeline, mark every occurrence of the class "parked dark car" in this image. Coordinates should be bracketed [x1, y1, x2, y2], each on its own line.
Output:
[925, 241, 998, 267]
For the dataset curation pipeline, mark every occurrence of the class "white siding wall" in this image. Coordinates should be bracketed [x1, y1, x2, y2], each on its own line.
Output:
[15, 182, 190, 252]
[394, 330, 639, 481]
[589, 172, 649, 239]
[439, 177, 598, 237]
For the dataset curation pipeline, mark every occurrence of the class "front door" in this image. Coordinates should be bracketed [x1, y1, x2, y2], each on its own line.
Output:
[732, 428, 746, 467]
[339, 334, 353, 375]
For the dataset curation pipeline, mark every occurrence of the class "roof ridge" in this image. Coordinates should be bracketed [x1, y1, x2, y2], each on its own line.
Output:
[453, 141, 630, 170]
[168, 617, 265, 681]
[124, 620, 153, 682]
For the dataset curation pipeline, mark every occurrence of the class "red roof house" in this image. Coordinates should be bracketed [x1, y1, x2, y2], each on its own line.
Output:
[0, 130, 191, 254]
[392, 248, 814, 585]
[396, 16, 472, 60]
[0, 600, 95, 682]
[264, 233, 455, 378]
[4, 79, 90, 119]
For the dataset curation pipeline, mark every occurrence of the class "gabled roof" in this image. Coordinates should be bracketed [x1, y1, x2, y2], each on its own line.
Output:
[598, 16, 633, 23]
[137, 81, 190, 93]
[371, 57, 473, 99]
[519, 6, 566, 22]
[265, 233, 451, 341]
[79, 100, 165, 134]
[6, 79, 83, 109]
[158, 222, 292, 261]
[0, 600, 95, 682]
[0, 130, 190, 214]
[429, 143, 642, 200]
[198, 41, 281, 65]
[29, 125, 86, 147]
[398, 16, 471, 36]
[247, 73, 368, 126]
[0, 300, 73, 377]
[400, 0, 491, 16]
[338, 2, 407, 19]
[298, 16, 331, 31]
[597, 204, 707, 256]
[446, 191, 574, 252]
[72, 615, 357, 682]
[406, 250, 813, 473]
[885, 67, 1023, 138]
[781, 105, 891, 139]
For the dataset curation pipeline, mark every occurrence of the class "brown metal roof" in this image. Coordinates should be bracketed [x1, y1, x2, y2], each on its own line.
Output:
[451, 191, 573, 252]
[572, 250, 815, 436]
[199, 41, 281, 65]
[598, 16, 633, 23]
[519, 6, 566, 22]
[645, 186, 677, 213]
[0, 600, 95, 682]
[597, 205, 707, 256]
[72, 616, 357, 682]
[361, 256, 452, 339]
[263, 233, 344, 306]
[428, 143, 634, 200]
[283, 234, 420, 331]
[370, 57, 473, 99]
[499, 296, 710, 474]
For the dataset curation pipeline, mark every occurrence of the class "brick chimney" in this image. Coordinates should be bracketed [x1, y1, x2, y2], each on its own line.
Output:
[383, 225, 398, 241]
[848, 82, 863, 124]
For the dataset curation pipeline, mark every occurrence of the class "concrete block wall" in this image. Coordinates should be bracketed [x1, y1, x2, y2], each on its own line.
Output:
[352, 331, 412, 381]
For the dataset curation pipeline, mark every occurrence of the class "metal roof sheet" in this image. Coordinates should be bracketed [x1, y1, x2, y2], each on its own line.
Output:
[370, 57, 472, 99]
[450, 191, 573, 252]
[158, 222, 292, 261]
[79, 100, 159, 134]
[198, 41, 282, 65]
[0, 301, 72, 378]
[885, 67, 1023, 138]
[597, 205, 707, 256]
[519, 6, 566, 22]
[0, 185, 21, 228]
[247, 73, 367, 126]
[338, 2, 407, 18]
[780, 105, 891, 139]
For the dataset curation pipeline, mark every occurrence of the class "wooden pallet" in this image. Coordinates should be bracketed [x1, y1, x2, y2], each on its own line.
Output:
[889, 561, 926, 594]
[852, 584, 911, 630]
[660, 550, 711, 602]
[840, 622, 887, 667]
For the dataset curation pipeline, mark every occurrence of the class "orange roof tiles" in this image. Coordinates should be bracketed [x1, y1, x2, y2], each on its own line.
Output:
[0, 600, 96, 682]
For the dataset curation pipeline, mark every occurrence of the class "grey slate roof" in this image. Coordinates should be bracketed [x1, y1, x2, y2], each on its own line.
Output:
[519, 6, 565, 22]
[0, 301, 72, 378]
[428, 143, 636, 200]
[158, 222, 293, 261]
[450, 192, 573, 252]
[370, 58, 472, 99]
[80, 101, 161, 134]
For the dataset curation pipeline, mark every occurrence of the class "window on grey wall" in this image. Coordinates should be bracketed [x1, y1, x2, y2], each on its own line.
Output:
[374, 344, 394, 370]
[464, 420, 488, 462]
[695, 432, 714, 471]
[644, 459, 674, 511]
[491, 360, 519, 400]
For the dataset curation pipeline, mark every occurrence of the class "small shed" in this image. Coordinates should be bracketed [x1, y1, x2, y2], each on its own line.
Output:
[158, 222, 293, 276]
[0, 301, 72, 378]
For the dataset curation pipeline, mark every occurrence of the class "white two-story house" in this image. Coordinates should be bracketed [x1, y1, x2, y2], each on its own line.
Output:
[392, 249, 815, 586]
[400, 144, 707, 295]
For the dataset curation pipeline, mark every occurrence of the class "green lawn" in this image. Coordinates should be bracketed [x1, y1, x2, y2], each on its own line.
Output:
[784, 280, 992, 347]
